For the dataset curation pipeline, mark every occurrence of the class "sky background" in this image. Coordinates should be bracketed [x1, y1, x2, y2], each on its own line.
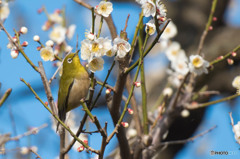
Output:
[0, 0, 240, 159]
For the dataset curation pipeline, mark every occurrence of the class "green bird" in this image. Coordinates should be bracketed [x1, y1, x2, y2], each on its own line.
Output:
[57, 51, 90, 130]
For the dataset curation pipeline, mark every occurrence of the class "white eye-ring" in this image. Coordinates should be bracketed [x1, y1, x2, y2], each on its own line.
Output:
[67, 58, 72, 63]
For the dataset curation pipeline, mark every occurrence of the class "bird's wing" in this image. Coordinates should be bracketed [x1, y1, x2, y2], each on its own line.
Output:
[57, 77, 74, 123]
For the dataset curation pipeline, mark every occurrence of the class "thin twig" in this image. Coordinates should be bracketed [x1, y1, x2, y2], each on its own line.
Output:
[0, 88, 12, 107]
[158, 125, 217, 146]
[196, 0, 218, 55]
[29, 148, 43, 159]
[186, 94, 240, 109]
[123, 14, 130, 32]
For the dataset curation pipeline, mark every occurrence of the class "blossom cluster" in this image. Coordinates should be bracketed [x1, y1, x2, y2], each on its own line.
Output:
[81, 32, 131, 72]
[0, 1, 10, 21]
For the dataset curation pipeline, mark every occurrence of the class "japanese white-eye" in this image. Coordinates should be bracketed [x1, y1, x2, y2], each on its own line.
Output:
[57, 51, 90, 130]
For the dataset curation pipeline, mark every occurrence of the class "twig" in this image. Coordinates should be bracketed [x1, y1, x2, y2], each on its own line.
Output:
[11, 124, 48, 141]
[123, 14, 130, 32]
[196, 0, 218, 55]
[158, 125, 217, 146]
[29, 148, 43, 159]
[99, 122, 108, 159]
[186, 94, 240, 109]
[20, 78, 99, 154]
[210, 45, 240, 65]
[0, 88, 12, 107]
[38, 62, 57, 115]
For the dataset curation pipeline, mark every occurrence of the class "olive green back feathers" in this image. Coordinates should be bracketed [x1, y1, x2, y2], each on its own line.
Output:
[57, 52, 90, 130]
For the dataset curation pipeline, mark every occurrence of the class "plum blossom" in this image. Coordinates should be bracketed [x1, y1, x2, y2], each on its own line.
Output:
[188, 55, 210, 75]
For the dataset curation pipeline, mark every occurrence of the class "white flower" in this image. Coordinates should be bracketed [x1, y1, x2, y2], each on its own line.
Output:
[113, 37, 131, 58]
[0, 2, 10, 20]
[85, 30, 96, 41]
[232, 76, 240, 89]
[20, 26, 28, 34]
[67, 24, 76, 40]
[81, 39, 92, 61]
[90, 38, 103, 55]
[171, 50, 189, 75]
[96, 1, 113, 17]
[142, 0, 156, 17]
[165, 42, 181, 62]
[233, 121, 240, 142]
[20, 147, 29, 155]
[161, 21, 177, 40]
[10, 50, 19, 59]
[88, 57, 104, 72]
[127, 128, 137, 139]
[163, 87, 173, 97]
[49, 26, 66, 44]
[30, 146, 38, 152]
[98, 37, 113, 57]
[64, 45, 72, 53]
[40, 46, 55, 61]
[145, 20, 156, 35]
[188, 55, 210, 75]
[45, 40, 54, 47]
[33, 35, 40, 42]
[156, 2, 167, 22]
[49, 12, 63, 24]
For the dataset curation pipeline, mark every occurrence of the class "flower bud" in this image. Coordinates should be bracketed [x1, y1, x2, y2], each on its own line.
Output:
[22, 41, 28, 47]
[11, 50, 19, 59]
[213, 17, 217, 21]
[227, 58, 234, 65]
[37, 46, 42, 51]
[208, 26, 213, 31]
[181, 109, 190, 118]
[77, 146, 84, 152]
[134, 82, 141, 88]
[83, 140, 88, 145]
[106, 89, 111, 94]
[20, 26, 28, 34]
[121, 122, 129, 128]
[33, 35, 40, 42]
[127, 108, 133, 115]
[46, 40, 54, 47]
[232, 52, 237, 57]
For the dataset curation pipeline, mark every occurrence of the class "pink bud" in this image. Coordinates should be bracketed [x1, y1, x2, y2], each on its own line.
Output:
[127, 108, 133, 115]
[121, 122, 129, 128]
[134, 82, 141, 88]
[83, 140, 88, 145]
[37, 8, 43, 14]
[227, 58, 234, 65]
[217, 56, 224, 60]
[37, 46, 42, 51]
[106, 89, 111, 94]
[232, 52, 237, 57]
[77, 146, 84, 152]
[55, 9, 61, 14]
[213, 17, 217, 21]
[45, 102, 48, 106]
[22, 41, 28, 47]
[208, 26, 213, 31]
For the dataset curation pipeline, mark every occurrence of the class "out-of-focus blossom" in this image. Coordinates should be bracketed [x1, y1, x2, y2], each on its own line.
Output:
[88, 57, 104, 72]
[188, 55, 209, 75]
[20, 26, 28, 34]
[10, 50, 19, 59]
[40, 46, 55, 61]
[232, 76, 240, 89]
[67, 24, 76, 40]
[163, 87, 173, 97]
[0, 2, 10, 21]
[113, 37, 131, 58]
[81, 39, 92, 61]
[33, 35, 40, 42]
[171, 51, 189, 75]
[49, 12, 63, 24]
[233, 121, 240, 143]
[96, 1, 113, 17]
[165, 42, 182, 62]
[142, 0, 156, 17]
[161, 21, 177, 40]
[49, 26, 66, 44]
[46, 40, 54, 47]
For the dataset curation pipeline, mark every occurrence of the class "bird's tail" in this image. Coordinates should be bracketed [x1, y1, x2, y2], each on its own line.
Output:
[56, 108, 66, 132]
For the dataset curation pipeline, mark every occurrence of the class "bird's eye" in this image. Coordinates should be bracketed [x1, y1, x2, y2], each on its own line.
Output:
[67, 58, 72, 63]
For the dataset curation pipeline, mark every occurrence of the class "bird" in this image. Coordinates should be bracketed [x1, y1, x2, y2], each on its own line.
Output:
[57, 50, 90, 131]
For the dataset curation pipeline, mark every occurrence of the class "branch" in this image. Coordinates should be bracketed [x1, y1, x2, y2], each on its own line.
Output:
[196, 0, 218, 55]
[0, 88, 12, 107]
